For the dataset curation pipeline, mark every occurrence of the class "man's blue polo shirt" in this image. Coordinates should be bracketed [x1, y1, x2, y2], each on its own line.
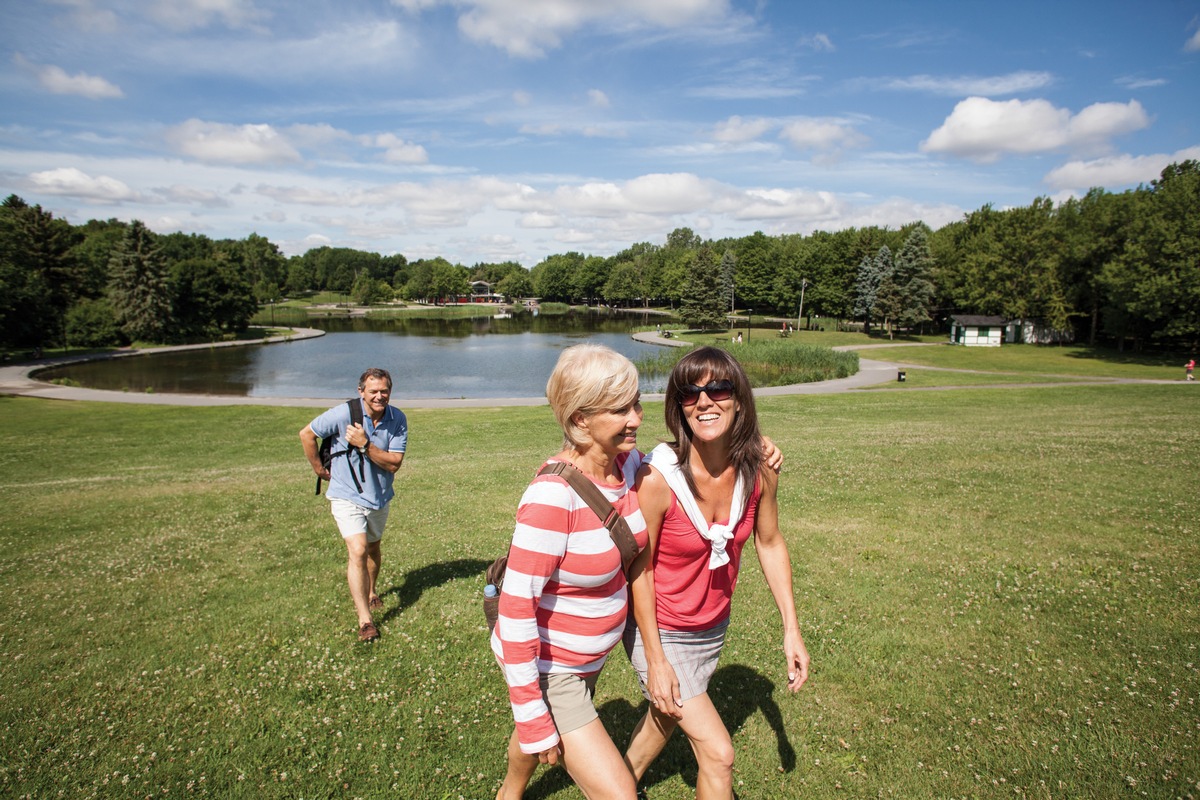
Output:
[309, 400, 408, 510]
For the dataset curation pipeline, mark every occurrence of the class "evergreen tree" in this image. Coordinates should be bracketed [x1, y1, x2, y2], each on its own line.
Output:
[894, 227, 937, 332]
[871, 247, 902, 338]
[853, 246, 890, 334]
[679, 246, 728, 330]
[719, 249, 736, 315]
[108, 221, 172, 343]
[0, 195, 81, 348]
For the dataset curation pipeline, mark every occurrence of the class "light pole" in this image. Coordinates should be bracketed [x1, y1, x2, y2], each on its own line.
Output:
[796, 278, 808, 330]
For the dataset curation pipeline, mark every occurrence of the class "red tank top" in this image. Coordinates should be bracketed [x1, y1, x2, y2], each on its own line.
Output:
[652, 480, 761, 631]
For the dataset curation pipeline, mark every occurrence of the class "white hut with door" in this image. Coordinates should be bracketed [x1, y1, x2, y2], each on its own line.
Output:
[949, 315, 1005, 347]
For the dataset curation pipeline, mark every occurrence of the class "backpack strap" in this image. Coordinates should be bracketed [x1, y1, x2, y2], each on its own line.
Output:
[537, 461, 639, 575]
[346, 399, 366, 492]
[314, 399, 367, 496]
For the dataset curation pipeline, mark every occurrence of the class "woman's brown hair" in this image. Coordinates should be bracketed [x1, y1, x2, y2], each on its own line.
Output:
[662, 346, 761, 504]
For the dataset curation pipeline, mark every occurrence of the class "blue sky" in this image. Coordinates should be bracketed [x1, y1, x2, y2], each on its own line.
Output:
[2, 0, 1198, 267]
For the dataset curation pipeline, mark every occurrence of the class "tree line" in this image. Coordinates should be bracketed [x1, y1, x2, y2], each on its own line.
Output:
[2, 160, 1196, 353]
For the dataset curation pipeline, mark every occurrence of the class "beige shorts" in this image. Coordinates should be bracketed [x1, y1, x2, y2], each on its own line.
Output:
[330, 498, 389, 543]
[539, 672, 600, 736]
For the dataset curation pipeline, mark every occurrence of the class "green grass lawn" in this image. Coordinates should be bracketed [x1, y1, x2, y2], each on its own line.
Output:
[851, 341, 1190, 381]
[2, 382, 1199, 799]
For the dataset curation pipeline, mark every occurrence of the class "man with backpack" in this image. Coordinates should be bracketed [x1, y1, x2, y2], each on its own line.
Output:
[300, 368, 408, 642]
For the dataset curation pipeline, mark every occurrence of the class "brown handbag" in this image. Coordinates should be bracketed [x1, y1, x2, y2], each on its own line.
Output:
[484, 461, 639, 632]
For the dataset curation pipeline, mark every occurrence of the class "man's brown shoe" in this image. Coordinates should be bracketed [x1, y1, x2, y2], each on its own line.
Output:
[368, 595, 383, 610]
[358, 621, 380, 642]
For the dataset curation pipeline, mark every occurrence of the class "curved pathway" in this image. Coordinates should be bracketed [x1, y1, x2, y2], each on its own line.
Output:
[0, 330, 1180, 409]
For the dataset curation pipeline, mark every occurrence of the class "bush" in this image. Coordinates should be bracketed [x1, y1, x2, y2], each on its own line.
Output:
[635, 339, 858, 387]
[65, 298, 124, 348]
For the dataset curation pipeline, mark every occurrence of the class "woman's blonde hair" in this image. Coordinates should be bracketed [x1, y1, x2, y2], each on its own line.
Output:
[546, 344, 640, 449]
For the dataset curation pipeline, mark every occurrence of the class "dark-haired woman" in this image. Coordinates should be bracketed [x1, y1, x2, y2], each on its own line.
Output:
[624, 346, 809, 799]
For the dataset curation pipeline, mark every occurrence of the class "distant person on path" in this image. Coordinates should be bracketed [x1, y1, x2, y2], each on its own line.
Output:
[1187, 358, 1195, 381]
[300, 368, 407, 642]
[623, 346, 809, 798]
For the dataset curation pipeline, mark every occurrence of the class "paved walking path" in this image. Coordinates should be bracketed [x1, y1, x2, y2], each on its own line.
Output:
[0, 330, 1180, 408]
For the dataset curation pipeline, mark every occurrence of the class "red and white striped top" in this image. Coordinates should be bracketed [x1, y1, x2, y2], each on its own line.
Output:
[491, 452, 647, 754]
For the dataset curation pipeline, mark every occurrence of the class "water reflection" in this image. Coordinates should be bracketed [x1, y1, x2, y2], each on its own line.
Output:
[41, 310, 669, 400]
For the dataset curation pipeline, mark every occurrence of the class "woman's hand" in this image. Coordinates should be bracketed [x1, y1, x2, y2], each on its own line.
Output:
[536, 744, 562, 765]
[646, 659, 684, 719]
[762, 436, 784, 473]
[784, 629, 810, 692]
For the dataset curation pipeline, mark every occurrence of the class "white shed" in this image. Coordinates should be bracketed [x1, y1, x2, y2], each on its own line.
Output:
[950, 315, 1006, 347]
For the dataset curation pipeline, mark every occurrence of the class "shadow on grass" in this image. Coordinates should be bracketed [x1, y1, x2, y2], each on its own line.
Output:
[380, 557, 491, 620]
[521, 663, 794, 799]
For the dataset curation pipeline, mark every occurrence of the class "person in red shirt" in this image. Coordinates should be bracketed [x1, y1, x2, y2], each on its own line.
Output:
[624, 346, 810, 798]
[1186, 358, 1195, 381]
[492, 344, 648, 800]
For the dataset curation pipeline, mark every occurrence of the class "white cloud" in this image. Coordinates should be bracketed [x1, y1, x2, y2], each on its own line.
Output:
[287, 124, 353, 148]
[1116, 76, 1167, 89]
[154, 184, 231, 207]
[885, 71, 1054, 96]
[588, 89, 610, 108]
[370, 133, 430, 164]
[778, 118, 868, 152]
[1186, 27, 1200, 52]
[165, 120, 302, 165]
[46, 0, 119, 33]
[713, 115, 773, 144]
[24, 167, 141, 202]
[13, 54, 123, 99]
[1043, 146, 1200, 190]
[798, 33, 835, 52]
[921, 97, 1150, 162]
[146, 0, 268, 31]
[554, 173, 716, 217]
[519, 212, 560, 228]
[394, 0, 730, 58]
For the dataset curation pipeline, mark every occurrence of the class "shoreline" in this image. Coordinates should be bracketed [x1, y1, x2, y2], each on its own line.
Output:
[0, 327, 908, 407]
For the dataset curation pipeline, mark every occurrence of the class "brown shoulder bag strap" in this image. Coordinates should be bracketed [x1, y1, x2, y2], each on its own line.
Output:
[537, 461, 639, 574]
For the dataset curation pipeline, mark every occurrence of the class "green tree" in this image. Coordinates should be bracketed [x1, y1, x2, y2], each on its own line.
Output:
[64, 297, 122, 348]
[1056, 188, 1131, 344]
[1102, 160, 1200, 349]
[0, 195, 82, 348]
[733, 231, 775, 310]
[893, 226, 938, 333]
[602, 261, 641, 307]
[531, 253, 580, 302]
[171, 257, 258, 338]
[70, 219, 128, 300]
[679, 246, 728, 330]
[403, 259, 434, 302]
[108, 221, 172, 343]
[853, 248, 888, 334]
[870, 247, 902, 338]
[497, 269, 533, 301]
[569, 256, 607, 306]
[429, 259, 469, 304]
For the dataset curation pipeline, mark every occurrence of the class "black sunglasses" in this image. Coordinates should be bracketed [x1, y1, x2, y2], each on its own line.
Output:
[678, 380, 735, 406]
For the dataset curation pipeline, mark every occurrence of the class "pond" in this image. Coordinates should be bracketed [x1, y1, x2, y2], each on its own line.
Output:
[40, 310, 671, 400]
